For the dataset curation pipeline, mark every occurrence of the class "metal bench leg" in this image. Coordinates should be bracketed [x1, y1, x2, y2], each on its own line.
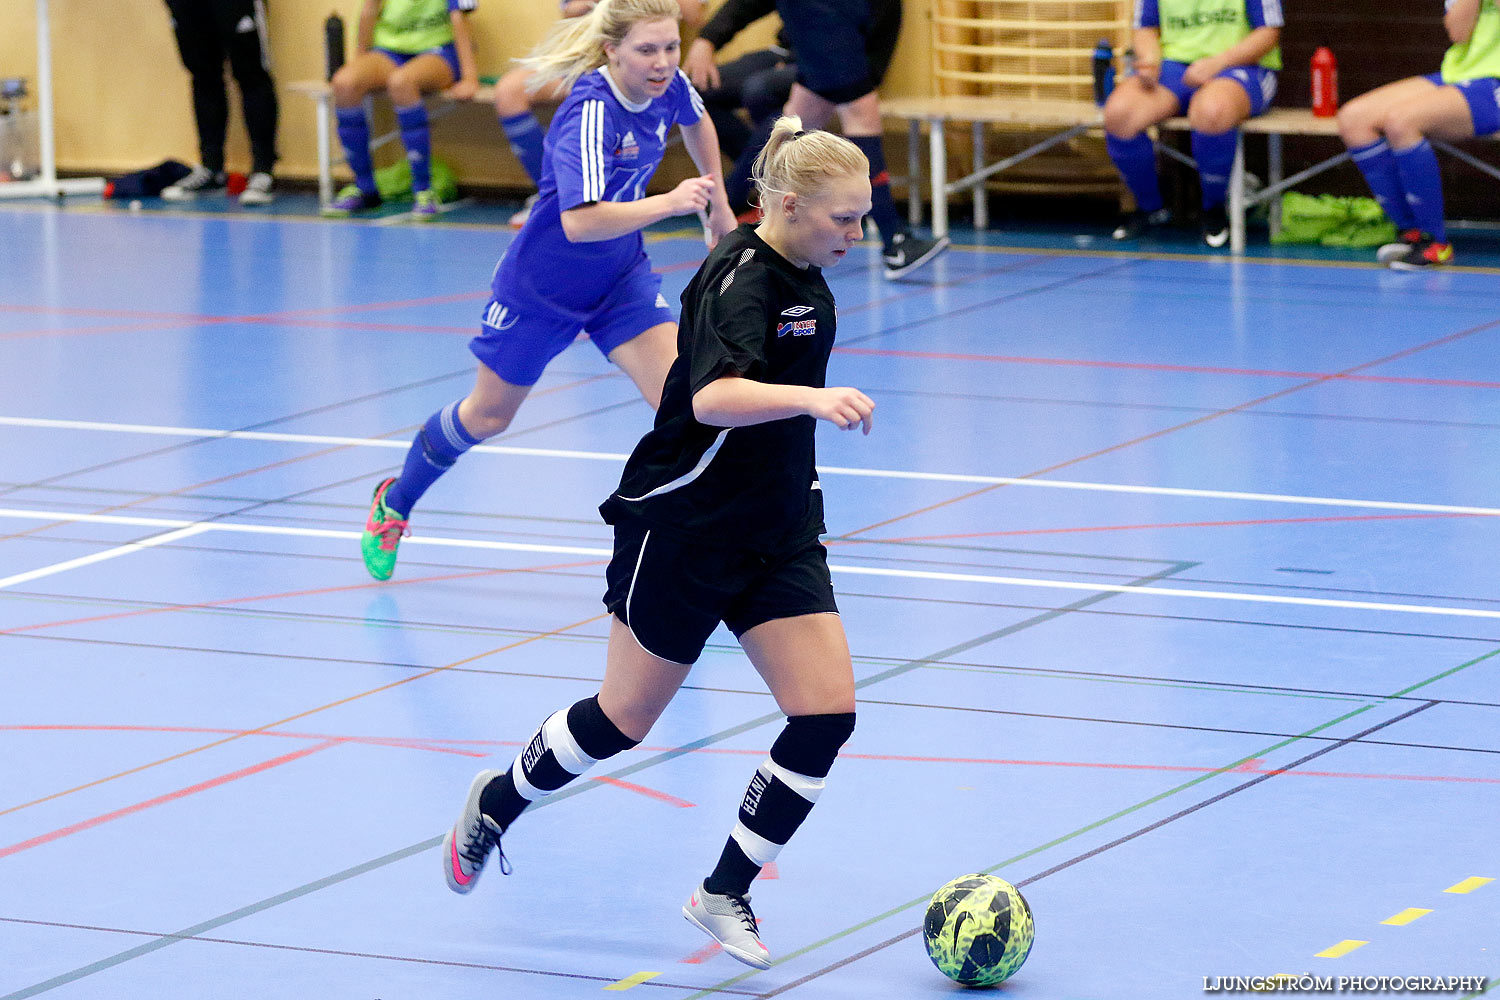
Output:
[908, 119, 921, 227]
[316, 92, 333, 206]
[930, 118, 948, 238]
[1229, 131, 1246, 255]
[972, 120, 987, 231]
[1267, 132, 1283, 239]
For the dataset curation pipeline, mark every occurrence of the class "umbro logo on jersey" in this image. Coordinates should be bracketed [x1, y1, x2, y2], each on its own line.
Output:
[776, 318, 816, 337]
[616, 131, 639, 159]
[655, 119, 667, 143]
[780, 305, 814, 317]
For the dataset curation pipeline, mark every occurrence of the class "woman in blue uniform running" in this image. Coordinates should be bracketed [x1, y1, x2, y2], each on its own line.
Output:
[360, 0, 735, 580]
[442, 116, 874, 970]
[1339, 0, 1500, 269]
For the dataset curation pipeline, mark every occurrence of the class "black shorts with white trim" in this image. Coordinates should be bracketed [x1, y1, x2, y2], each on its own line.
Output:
[602, 518, 839, 665]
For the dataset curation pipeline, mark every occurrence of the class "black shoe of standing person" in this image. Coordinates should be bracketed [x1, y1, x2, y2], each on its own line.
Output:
[1111, 207, 1171, 241]
[883, 232, 950, 280]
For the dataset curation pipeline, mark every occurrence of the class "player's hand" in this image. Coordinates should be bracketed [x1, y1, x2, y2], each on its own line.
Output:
[685, 38, 721, 91]
[705, 196, 736, 246]
[665, 175, 716, 216]
[1134, 61, 1160, 88]
[448, 77, 479, 101]
[808, 387, 875, 434]
[1182, 58, 1219, 88]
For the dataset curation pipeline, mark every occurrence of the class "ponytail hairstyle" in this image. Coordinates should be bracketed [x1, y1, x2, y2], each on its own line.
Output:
[520, 0, 683, 95]
[751, 116, 869, 208]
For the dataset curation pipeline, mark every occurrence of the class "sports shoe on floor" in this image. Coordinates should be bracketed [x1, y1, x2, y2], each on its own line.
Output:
[443, 769, 510, 895]
[882, 232, 950, 280]
[162, 165, 227, 201]
[360, 477, 409, 581]
[238, 171, 275, 206]
[1377, 228, 1424, 263]
[1111, 207, 1171, 241]
[682, 881, 772, 969]
[1388, 236, 1453, 271]
[1201, 205, 1231, 248]
[508, 192, 538, 229]
[412, 188, 442, 219]
[322, 185, 383, 217]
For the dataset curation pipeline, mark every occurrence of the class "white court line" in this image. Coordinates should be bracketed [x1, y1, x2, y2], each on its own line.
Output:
[2, 507, 1497, 619]
[4, 415, 1499, 517]
[0, 524, 209, 590]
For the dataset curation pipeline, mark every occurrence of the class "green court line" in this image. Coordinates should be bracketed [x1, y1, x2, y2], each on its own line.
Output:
[679, 644, 1500, 999]
[0, 562, 1194, 998]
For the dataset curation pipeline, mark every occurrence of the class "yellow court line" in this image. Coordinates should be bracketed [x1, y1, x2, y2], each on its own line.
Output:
[1446, 876, 1496, 894]
[1316, 940, 1369, 958]
[1382, 907, 1433, 926]
[604, 971, 661, 991]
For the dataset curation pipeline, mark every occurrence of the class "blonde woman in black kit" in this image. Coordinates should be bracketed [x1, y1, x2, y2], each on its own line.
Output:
[441, 116, 872, 970]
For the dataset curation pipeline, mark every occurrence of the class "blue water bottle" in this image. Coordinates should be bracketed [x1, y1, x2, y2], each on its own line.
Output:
[1092, 39, 1115, 106]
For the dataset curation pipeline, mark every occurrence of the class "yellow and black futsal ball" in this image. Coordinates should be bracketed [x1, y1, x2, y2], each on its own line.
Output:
[922, 873, 1034, 986]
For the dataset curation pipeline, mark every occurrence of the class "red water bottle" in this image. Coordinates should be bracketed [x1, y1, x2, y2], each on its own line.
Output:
[1311, 46, 1338, 117]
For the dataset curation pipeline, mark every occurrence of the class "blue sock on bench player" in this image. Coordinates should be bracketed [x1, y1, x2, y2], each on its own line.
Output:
[396, 103, 433, 194]
[1350, 138, 1418, 231]
[1392, 139, 1446, 242]
[1105, 133, 1163, 213]
[501, 111, 546, 185]
[1191, 129, 1238, 210]
[336, 106, 378, 195]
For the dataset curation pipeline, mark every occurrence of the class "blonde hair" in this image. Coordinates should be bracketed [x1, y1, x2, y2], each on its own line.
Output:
[751, 116, 868, 206]
[521, 0, 682, 94]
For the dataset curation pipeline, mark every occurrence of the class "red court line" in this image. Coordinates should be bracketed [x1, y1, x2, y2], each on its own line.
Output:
[680, 941, 724, 964]
[0, 739, 338, 860]
[832, 345, 1500, 390]
[589, 775, 696, 807]
[0, 724, 488, 758]
[865, 511, 1480, 544]
[0, 595, 611, 818]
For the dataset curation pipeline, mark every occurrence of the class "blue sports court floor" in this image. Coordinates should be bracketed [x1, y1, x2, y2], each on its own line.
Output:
[1, 193, 1496, 1000]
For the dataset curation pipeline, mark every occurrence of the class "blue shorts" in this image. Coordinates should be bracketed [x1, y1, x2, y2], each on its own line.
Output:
[1423, 72, 1500, 137]
[1158, 60, 1278, 118]
[469, 258, 674, 386]
[373, 43, 461, 84]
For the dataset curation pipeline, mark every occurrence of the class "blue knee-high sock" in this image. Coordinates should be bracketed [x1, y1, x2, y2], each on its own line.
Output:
[1106, 133, 1163, 213]
[385, 401, 481, 516]
[500, 111, 546, 185]
[1392, 139, 1447, 242]
[395, 103, 432, 194]
[336, 106, 377, 195]
[1190, 128, 1238, 210]
[849, 134, 905, 247]
[1350, 138, 1417, 230]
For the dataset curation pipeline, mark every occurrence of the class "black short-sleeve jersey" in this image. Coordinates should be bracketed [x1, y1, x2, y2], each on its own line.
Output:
[600, 224, 837, 553]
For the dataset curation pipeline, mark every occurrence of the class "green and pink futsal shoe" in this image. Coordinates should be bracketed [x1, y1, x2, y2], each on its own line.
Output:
[361, 477, 409, 580]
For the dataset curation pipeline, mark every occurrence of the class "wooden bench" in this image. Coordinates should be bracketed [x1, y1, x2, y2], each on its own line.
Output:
[883, 97, 1367, 254]
[288, 80, 496, 206]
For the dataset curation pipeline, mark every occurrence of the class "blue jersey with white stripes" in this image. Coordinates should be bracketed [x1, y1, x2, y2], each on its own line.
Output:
[491, 66, 705, 312]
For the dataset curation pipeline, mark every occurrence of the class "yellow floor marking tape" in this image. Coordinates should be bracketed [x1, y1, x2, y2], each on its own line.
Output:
[1446, 877, 1495, 894]
[1316, 940, 1369, 958]
[1381, 908, 1433, 926]
[605, 972, 662, 991]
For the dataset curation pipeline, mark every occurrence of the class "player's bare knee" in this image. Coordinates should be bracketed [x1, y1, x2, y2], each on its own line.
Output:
[494, 71, 531, 116]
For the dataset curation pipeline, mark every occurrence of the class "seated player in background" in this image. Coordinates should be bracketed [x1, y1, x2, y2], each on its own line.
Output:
[323, 0, 481, 219]
[1103, 0, 1282, 247]
[1338, 0, 1500, 269]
